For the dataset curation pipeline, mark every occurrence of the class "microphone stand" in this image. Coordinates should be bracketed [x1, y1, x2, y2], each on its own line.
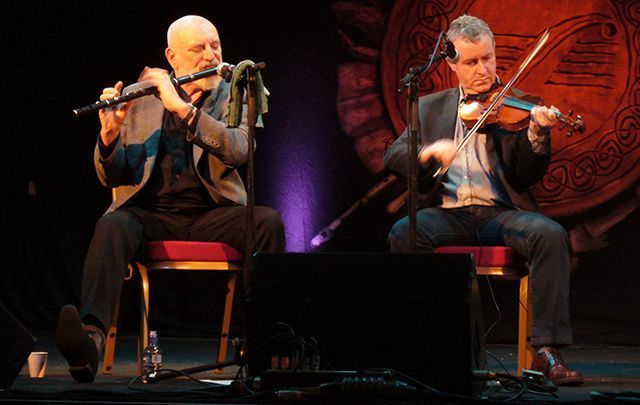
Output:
[243, 62, 266, 287]
[142, 62, 267, 384]
[398, 33, 450, 252]
[144, 360, 237, 383]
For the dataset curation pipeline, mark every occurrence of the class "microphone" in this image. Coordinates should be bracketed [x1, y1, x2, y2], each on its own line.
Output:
[309, 175, 398, 248]
[443, 39, 459, 63]
[310, 219, 342, 248]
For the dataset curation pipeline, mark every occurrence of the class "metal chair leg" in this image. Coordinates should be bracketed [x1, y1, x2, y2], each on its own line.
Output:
[137, 262, 150, 375]
[215, 273, 238, 372]
[102, 301, 120, 375]
[517, 275, 534, 375]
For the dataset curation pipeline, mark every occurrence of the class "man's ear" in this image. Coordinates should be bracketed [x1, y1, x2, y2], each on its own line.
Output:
[165, 47, 176, 69]
[447, 59, 457, 73]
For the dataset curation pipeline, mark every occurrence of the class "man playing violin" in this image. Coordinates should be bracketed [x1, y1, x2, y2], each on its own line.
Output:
[54, 15, 285, 383]
[384, 15, 583, 386]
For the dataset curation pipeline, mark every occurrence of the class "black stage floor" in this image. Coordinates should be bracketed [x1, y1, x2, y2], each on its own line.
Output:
[2, 336, 639, 404]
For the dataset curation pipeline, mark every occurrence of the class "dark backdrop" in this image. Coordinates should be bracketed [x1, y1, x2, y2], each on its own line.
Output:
[1, 1, 638, 346]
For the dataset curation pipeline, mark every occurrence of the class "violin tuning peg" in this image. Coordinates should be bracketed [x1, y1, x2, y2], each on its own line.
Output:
[576, 115, 585, 133]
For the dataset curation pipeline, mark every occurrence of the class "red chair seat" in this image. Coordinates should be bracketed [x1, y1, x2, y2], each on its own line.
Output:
[434, 245, 526, 268]
[146, 241, 243, 262]
[103, 240, 242, 375]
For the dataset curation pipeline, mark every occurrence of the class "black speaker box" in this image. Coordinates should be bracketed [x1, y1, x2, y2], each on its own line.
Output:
[0, 303, 36, 389]
[246, 253, 486, 396]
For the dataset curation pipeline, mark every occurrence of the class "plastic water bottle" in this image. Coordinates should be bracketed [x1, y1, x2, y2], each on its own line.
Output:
[141, 330, 162, 383]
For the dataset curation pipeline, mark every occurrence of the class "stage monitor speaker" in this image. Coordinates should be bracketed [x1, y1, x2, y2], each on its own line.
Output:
[246, 252, 486, 396]
[0, 303, 36, 389]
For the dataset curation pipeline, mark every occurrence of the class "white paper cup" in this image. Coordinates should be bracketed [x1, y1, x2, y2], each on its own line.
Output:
[27, 351, 48, 378]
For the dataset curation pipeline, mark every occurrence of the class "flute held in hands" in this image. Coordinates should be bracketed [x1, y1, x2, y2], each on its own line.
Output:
[72, 63, 235, 117]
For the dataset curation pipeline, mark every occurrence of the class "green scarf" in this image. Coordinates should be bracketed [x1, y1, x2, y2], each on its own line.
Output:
[225, 60, 269, 128]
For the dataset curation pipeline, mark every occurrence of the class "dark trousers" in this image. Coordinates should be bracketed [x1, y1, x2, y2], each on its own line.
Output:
[80, 205, 285, 331]
[388, 205, 572, 347]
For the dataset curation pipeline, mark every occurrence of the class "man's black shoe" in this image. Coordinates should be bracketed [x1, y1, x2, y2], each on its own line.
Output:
[55, 305, 99, 383]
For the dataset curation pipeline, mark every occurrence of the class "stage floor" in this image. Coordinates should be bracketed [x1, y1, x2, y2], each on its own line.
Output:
[3, 336, 639, 403]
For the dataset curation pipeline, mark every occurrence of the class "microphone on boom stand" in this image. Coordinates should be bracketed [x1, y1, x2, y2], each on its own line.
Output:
[399, 33, 458, 88]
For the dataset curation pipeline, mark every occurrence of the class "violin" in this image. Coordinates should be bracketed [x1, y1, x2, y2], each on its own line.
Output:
[458, 86, 585, 136]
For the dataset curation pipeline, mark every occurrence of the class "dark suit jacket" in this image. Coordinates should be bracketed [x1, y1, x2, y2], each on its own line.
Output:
[383, 87, 550, 211]
[94, 81, 249, 214]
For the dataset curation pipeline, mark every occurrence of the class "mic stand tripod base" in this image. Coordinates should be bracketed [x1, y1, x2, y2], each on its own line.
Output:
[144, 360, 238, 383]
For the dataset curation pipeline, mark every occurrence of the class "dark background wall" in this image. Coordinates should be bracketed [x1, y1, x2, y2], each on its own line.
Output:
[1, 1, 638, 345]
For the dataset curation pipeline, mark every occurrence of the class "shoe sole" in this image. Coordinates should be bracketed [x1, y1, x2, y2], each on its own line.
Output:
[554, 376, 584, 386]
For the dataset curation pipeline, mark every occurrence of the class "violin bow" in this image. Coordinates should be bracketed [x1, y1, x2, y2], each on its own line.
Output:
[432, 28, 551, 177]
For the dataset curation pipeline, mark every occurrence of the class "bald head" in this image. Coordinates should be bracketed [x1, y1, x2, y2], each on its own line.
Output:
[167, 15, 217, 48]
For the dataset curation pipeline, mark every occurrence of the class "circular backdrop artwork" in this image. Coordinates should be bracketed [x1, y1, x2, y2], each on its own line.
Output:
[335, 0, 640, 218]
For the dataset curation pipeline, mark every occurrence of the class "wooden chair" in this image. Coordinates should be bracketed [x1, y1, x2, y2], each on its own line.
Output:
[434, 246, 534, 376]
[102, 240, 242, 374]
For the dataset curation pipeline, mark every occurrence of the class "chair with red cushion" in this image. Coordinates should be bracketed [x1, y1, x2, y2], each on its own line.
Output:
[102, 240, 242, 374]
[434, 245, 533, 375]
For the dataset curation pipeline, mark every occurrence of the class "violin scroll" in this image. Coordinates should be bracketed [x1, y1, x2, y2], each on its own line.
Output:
[557, 110, 585, 137]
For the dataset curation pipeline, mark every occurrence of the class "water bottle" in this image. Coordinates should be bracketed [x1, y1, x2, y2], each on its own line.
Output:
[141, 330, 162, 383]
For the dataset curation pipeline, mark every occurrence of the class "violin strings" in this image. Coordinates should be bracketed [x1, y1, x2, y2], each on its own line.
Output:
[503, 96, 572, 124]
[502, 96, 537, 111]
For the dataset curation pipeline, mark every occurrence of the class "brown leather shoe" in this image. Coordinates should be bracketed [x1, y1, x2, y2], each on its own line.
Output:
[531, 348, 584, 386]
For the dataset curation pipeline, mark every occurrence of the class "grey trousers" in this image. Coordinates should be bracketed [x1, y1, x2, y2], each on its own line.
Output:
[79, 205, 285, 331]
[388, 205, 573, 347]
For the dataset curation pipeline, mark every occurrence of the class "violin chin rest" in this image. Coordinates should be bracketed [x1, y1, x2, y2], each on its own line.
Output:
[459, 101, 482, 120]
